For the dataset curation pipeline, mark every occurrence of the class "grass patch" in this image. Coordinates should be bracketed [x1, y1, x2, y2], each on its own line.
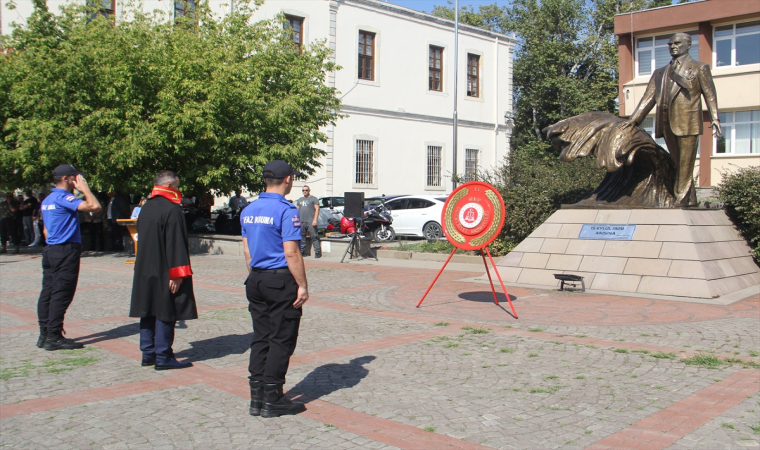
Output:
[632, 349, 651, 354]
[546, 375, 558, 380]
[430, 336, 449, 342]
[724, 357, 760, 369]
[640, 334, 650, 337]
[44, 356, 98, 374]
[574, 375, 585, 380]
[443, 342, 460, 348]
[682, 353, 723, 369]
[749, 350, 759, 357]
[650, 351, 676, 359]
[500, 347, 516, 353]
[528, 353, 539, 358]
[750, 423, 760, 434]
[527, 327, 544, 332]
[0, 360, 35, 380]
[503, 325, 513, 329]
[462, 326, 490, 334]
[434, 322, 450, 327]
[423, 426, 436, 432]
[613, 348, 629, 354]
[721, 422, 735, 429]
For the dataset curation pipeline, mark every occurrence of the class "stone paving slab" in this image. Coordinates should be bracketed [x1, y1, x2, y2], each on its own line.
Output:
[0, 337, 170, 405]
[0, 384, 402, 449]
[1, 252, 758, 450]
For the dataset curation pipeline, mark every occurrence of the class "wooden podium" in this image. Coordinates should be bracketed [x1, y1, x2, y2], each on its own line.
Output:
[116, 219, 138, 264]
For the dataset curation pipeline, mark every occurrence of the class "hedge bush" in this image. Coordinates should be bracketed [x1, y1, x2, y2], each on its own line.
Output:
[715, 166, 760, 264]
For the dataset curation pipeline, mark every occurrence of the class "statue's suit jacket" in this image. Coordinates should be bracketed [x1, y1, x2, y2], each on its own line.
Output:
[630, 54, 719, 137]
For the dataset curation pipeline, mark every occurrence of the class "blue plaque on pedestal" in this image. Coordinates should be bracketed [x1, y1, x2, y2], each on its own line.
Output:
[578, 224, 636, 240]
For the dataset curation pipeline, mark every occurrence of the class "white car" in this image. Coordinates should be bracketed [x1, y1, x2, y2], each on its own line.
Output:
[383, 195, 447, 241]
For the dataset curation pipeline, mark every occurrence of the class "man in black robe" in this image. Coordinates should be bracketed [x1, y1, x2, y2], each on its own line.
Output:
[129, 170, 197, 370]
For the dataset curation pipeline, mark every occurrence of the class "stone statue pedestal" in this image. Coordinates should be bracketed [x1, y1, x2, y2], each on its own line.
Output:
[495, 207, 759, 299]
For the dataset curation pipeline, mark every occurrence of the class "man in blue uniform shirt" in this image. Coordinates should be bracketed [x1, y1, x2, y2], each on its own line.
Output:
[37, 165, 102, 350]
[240, 160, 309, 418]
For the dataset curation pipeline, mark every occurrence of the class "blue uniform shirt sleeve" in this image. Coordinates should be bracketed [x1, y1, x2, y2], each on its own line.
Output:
[281, 206, 302, 242]
[57, 193, 83, 212]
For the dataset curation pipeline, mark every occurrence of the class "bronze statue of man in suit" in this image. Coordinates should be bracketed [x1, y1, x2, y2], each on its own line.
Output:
[625, 32, 721, 207]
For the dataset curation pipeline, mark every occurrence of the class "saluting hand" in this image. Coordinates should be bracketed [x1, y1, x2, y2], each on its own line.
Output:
[293, 286, 309, 308]
[169, 278, 184, 294]
[72, 174, 91, 193]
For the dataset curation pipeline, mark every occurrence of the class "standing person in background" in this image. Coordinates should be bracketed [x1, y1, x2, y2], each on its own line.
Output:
[229, 190, 248, 213]
[240, 160, 308, 418]
[31, 194, 44, 247]
[82, 195, 106, 252]
[295, 185, 321, 259]
[20, 191, 39, 247]
[106, 192, 127, 251]
[0, 193, 20, 254]
[37, 165, 101, 350]
[131, 197, 147, 219]
[129, 171, 196, 370]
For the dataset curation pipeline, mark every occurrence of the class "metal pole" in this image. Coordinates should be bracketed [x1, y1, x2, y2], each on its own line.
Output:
[452, 0, 459, 190]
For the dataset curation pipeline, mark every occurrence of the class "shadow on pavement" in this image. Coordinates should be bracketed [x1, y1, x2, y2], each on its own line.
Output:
[289, 355, 375, 401]
[76, 323, 139, 344]
[174, 333, 252, 362]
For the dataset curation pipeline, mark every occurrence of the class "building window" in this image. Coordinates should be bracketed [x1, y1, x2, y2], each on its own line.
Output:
[429, 46, 443, 91]
[358, 31, 375, 80]
[464, 149, 479, 182]
[284, 16, 304, 51]
[715, 110, 760, 155]
[466, 54, 480, 97]
[426, 146, 443, 187]
[355, 140, 374, 184]
[88, 0, 114, 18]
[640, 117, 667, 148]
[174, 0, 196, 21]
[714, 21, 760, 67]
[636, 31, 698, 76]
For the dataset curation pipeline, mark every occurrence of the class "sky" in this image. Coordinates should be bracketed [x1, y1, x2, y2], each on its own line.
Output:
[386, 0, 512, 15]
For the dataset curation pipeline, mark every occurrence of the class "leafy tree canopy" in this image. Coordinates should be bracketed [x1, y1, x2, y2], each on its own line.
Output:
[0, 0, 341, 196]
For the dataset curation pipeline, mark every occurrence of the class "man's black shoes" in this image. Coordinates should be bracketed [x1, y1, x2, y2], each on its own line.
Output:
[43, 332, 84, 351]
[154, 359, 192, 370]
[36, 329, 46, 348]
[249, 380, 264, 416]
[141, 358, 156, 367]
[261, 383, 305, 418]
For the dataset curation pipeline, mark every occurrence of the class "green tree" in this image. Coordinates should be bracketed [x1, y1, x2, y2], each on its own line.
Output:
[0, 0, 341, 196]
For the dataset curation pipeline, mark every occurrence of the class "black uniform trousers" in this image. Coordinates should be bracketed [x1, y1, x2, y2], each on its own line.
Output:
[246, 268, 302, 385]
[37, 243, 81, 333]
[0, 217, 19, 247]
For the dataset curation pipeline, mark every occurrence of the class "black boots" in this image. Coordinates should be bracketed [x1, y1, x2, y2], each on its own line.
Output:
[43, 331, 84, 351]
[36, 328, 46, 348]
[261, 383, 305, 418]
[249, 380, 264, 416]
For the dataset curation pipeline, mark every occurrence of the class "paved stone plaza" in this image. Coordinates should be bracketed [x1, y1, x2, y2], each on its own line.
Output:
[1, 251, 758, 449]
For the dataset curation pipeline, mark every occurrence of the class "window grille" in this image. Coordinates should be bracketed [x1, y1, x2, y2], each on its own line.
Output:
[355, 140, 374, 184]
[427, 146, 442, 187]
[465, 149, 479, 182]
[429, 46, 443, 91]
[174, 0, 196, 21]
[359, 31, 375, 80]
[467, 54, 479, 97]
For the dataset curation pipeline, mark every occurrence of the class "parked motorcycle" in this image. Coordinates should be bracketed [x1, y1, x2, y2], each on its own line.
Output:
[362, 203, 395, 242]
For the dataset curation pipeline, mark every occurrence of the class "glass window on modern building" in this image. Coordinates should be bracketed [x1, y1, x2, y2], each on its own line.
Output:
[715, 110, 760, 154]
[355, 139, 375, 184]
[714, 21, 760, 67]
[429, 46, 443, 91]
[285, 16, 304, 52]
[358, 31, 375, 80]
[467, 54, 480, 97]
[636, 31, 699, 76]
[426, 146, 442, 187]
[464, 149, 479, 182]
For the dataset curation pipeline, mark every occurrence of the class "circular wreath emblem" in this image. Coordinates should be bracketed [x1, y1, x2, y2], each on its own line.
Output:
[441, 181, 506, 251]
